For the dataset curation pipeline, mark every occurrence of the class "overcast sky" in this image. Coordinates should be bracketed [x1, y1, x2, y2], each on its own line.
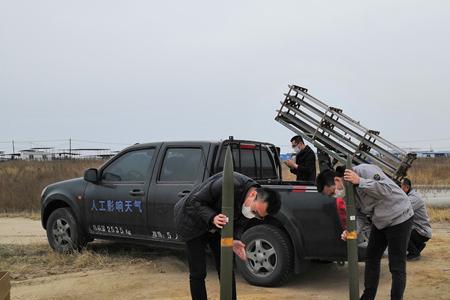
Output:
[1, 1, 449, 154]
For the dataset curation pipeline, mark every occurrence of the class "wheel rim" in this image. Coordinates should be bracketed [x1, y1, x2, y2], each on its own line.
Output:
[245, 238, 277, 277]
[52, 217, 72, 248]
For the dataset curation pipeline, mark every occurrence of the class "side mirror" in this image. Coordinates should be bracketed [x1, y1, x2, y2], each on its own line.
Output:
[84, 168, 99, 183]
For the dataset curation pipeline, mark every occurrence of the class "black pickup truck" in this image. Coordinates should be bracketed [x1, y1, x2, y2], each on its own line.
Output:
[41, 139, 358, 286]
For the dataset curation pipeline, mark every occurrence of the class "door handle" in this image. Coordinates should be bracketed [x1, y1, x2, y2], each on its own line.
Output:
[129, 189, 145, 196]
[177, 190, 191, 198]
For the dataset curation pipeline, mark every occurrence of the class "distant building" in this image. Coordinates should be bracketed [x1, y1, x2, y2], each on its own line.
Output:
[415, 150, 450, 158]
[388, 149, 450, 159]
[0, 146, 118, 161]
[68, 148, 113, 160]
[19, 149, 54, 161]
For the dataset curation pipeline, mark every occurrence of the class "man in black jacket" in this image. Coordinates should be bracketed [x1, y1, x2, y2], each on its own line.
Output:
[174, 172, 281, 300]
[284, 135, 317, 182]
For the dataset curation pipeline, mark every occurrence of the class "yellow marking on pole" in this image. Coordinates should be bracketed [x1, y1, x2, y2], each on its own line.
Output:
[221, 238, 233, 247]
[347, 231, 358, 240]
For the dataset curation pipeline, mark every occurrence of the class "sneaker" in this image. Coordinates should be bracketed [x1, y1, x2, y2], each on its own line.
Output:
[407, 254, 421, 261]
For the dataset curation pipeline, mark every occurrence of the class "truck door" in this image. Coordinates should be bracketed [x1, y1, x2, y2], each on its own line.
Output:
[84, 147, 158, 239]
[147, 143, 210, 242]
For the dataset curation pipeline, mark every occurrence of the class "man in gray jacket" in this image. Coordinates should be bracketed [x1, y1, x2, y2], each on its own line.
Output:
[317, 164, 413, 300]
[401, 178, 432, 261]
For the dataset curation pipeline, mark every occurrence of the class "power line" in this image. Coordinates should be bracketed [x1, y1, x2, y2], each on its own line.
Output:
[0, 139, 67, 144]
[0, 139, 132, 146]
[71, 139, 132, 146]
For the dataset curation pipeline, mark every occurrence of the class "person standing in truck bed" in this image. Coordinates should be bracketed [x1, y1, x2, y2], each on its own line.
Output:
[284, 135, 317, 182]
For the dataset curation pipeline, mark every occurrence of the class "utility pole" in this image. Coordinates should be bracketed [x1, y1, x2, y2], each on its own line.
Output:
[345, 156, 360, 300]
[12, 140, 15, 160]
[220, 145, 234, 300]
[69, 138, 72, 159]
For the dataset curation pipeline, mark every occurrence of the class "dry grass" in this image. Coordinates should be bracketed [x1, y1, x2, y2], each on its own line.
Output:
[0, 158, 448, 213]
[0, 211, 41, 220]
[428, 207, 450, 223]
[0, 244, 110, 280]
[0, 160, 103, 212]
[407, 157, 450, 186]
[0, 242, 183, 281]
[281, 164, 297, 181]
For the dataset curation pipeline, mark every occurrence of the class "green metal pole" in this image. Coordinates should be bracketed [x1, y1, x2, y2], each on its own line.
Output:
[220, 146, 235, 300]
[345, 157, 360, 300]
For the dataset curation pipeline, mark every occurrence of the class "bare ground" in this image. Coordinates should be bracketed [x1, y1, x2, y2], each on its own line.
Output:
[1, 218, 449, 300]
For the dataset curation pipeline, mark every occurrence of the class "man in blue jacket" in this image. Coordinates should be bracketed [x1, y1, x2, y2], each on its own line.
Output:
[174, 172, 281, 300]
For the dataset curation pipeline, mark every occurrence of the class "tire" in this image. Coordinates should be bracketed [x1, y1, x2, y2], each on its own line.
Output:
[46, 207, 86, 252]
[236, 224, 293, 287]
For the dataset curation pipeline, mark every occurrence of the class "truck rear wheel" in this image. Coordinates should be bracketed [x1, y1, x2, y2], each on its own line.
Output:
[46, 207, 86, 252]
[236, 224, 293, 287]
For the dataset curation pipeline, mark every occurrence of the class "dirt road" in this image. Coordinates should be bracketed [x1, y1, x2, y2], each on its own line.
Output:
[0, 217, 45, 244]
[1, 218, 449, 300]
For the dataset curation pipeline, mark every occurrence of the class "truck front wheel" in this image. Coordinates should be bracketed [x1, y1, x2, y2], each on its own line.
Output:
[236, 224, 293, 287]
[46, 207, 86, 252]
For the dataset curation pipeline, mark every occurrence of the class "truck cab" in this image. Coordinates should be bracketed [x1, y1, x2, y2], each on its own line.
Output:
[80, 140, 283, 242]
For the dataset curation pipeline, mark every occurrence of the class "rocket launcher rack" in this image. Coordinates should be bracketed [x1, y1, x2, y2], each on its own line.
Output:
[275, 84, 416, 183]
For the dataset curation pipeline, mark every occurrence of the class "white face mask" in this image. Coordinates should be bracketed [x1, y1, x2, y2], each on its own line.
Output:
[333, 186, 346, 198]
[242, 204, 256, 219]
[293, 147, 301, 154]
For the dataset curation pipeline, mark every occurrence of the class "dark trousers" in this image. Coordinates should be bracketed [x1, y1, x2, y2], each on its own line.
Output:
[361, 217, 412, 300]
[185, 232, 236, 300]
[407, 229, 429, 256]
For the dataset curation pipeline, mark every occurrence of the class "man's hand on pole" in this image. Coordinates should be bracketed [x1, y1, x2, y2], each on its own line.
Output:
[213, 214, 229, 229]
[344, 169, 360, 185]
[233, 240, 246, 260]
